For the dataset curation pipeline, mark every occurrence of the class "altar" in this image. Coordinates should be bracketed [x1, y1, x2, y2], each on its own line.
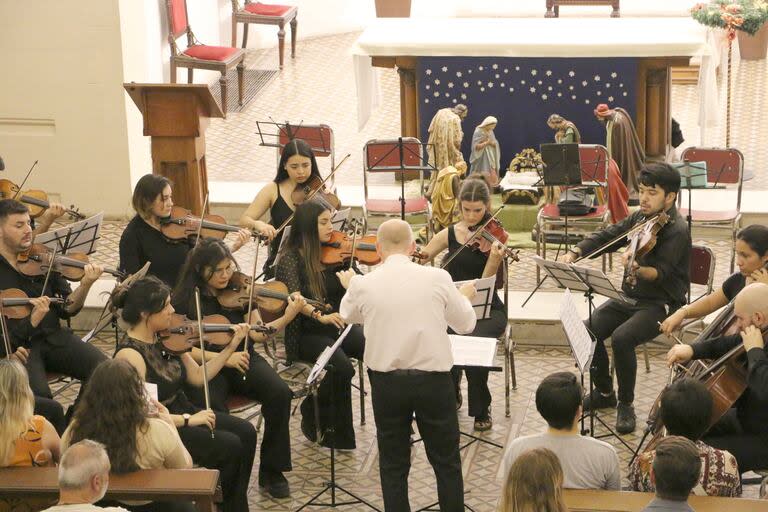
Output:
[353, 18, 709, 161]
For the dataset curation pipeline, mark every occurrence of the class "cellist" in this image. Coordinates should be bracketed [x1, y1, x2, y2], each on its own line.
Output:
[562, 163, 690, 434]
[666, 282, 768, 472]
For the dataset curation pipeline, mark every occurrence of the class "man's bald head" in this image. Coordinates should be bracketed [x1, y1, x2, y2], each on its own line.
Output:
[734, 282, 768, 328]
[376, 219, 415, 258]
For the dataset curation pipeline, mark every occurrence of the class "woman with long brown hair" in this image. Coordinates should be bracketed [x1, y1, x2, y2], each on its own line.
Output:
[275, 199, 365, 449]
[498, 448, 567, 512]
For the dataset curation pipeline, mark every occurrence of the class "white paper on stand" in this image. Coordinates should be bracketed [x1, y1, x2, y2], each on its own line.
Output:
[307, 325, 353, 385]
[559, 289, 595, 374]
[454, 276, 496, 320]
[35, 212, 104, 255]
[449, 335, 497, 368]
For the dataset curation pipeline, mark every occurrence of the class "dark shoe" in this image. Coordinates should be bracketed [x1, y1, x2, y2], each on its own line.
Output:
[474, 413, 492, 432]
[259, 469, 290, 499]
[616, 402, 636, 434]
[582, 389, 617, 412]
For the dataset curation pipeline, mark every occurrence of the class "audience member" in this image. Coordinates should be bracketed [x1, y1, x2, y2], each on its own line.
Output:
[641, 436, 701, 512]
[499, 372, 620, 489]
[498, 447, 567, 512]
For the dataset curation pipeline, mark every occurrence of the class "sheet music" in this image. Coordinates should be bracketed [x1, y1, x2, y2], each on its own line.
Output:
[34, 212, 104, 255]
[559, 289, 594, 374]
[454, 276, 495, 320]
[331, 208, 351, 230]
[570, 264, 636, 305]
[532, 256, 589, 292]
[307, 325, 353, 385]
[449, 335, 497, 368]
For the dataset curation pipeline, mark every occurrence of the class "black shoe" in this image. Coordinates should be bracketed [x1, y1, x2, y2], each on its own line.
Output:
[582, 389, 617, 412]
[259, 469, 290, 499]
[616, 402, 636, 434]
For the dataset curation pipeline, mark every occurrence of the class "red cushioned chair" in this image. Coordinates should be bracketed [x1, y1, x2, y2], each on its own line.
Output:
[231, 0, 298, 68]
[165, 0, 246, 117]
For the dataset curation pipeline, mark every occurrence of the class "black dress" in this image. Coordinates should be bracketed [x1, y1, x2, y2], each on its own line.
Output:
[115, 338, 256, 512]
[262, 190, 294, 279]
[275, 249, 365, 449]
[118, 215, 192, 288]
[172, 293, 293, 473]
[443, 226, 507, 420]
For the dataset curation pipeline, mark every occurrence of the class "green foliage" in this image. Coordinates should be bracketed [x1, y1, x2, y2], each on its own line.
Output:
[691, 0, 768, 36]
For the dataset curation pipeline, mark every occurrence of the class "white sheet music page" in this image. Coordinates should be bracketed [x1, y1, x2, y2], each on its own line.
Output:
[454, 276, 496, 320]
[559, 289, 594, 374]
[307, 325, 353, 384]
[449, 335, 497, 367]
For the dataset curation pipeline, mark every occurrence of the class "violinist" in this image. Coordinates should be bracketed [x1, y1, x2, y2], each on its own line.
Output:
[112, 276, 256, 512]
[172, 239, 305, 499]
[419, 176, 508, 431]
[274, 199, 366, 449]
[562, 163, 690, 434]
[239, 138, 323, 279]
[0, 199, 107, 411]
[660, 224, 768, 336]
[666, 283, 768, 472]
[119, 174, 250, 288]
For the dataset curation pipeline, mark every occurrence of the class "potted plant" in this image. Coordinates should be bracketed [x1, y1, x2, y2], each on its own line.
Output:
[691, 0, 768, 60]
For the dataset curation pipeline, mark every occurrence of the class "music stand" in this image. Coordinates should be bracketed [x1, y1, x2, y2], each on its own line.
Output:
[34, 212, 104, 255]
[673, 160, 708, 302]
[540, 143, 581, 253]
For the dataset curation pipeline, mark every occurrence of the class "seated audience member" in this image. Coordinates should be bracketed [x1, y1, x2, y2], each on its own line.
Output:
[629, 378, 741, 497]
[641, 436, 701, 512]
[499, 372, 620, 489]
[41, 439, 128, 512]
[63, 359, 194, 512]
[498, 447, 567, 512]
[0, 359, 60, 467]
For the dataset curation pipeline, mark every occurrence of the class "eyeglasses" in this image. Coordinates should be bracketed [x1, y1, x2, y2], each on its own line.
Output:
[211, 264, 236, 277]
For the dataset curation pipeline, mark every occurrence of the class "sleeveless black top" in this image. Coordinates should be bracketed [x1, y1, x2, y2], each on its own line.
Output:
[263, 188, 294, 278]
[445, 226, 503, 310]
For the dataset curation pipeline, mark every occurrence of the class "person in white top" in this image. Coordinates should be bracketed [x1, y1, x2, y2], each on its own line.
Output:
[41, 440, 128, 512]
[338, 219, 477, 512]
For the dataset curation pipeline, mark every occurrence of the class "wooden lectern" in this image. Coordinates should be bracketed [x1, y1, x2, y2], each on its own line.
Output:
[124, 83, 223, 215]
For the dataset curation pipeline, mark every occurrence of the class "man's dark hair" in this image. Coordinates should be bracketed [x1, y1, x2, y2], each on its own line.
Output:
[535, 372, 582, 430]
[639, 163, 681, 196]
[660, 378, 713, 441]
[652, 436, 701, 501]
[0, 199, 29, 222]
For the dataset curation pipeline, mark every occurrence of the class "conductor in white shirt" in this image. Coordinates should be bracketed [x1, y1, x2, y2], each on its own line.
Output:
[338, 219, 477, 512]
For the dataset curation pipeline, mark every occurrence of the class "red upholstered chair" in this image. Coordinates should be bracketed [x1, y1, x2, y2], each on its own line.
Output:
[678, 147, 744, 273]
[231, 0, 298, 68]
[165, 0, 246, 117]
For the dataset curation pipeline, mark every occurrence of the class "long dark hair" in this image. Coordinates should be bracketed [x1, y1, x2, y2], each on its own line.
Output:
[285, 199, 328, 300]
[111, 276, 171, 328]
[173, 238, 238, 316]
[68, 359, 148, 473]
[132, 174, 172, 219]
[273, 138, 321, 183]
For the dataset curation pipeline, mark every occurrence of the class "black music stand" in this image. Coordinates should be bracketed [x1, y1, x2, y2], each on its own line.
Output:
[540, 143, 582, 253]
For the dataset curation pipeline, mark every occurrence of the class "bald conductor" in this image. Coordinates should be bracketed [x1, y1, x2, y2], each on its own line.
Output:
[338, 219, 477, 512]
[666, 282, 768, 473]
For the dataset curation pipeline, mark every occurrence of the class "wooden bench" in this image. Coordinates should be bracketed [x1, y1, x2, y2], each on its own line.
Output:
[564, 489, 768, 511]
[0, 467, 220, 512]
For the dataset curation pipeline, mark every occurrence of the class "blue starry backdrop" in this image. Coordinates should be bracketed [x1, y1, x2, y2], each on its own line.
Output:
[417, 57, 639, 166]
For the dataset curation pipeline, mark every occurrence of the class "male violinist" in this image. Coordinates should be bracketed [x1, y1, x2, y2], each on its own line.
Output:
[666, 282, 768, 472]
[0, 199, 106, 424]
[563, 163, 690, 433]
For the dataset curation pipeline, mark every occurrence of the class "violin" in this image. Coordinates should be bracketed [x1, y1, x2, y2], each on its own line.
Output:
[292, 175, 341, 211]
[624, 212, 670, 287]
[0, 288, 68, 319]
[467, 217, 521, 262]
[157, 313, 276, 355]
[17, 244, 125, 281]
[321, 230, 380, 266]
[0, 179, 84, 221]
[160, 206, 264, 243]
[217, 271, 331, 314]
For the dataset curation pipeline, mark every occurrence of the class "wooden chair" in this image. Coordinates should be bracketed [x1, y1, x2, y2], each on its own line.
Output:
[165, 0, 246, 117]
[231, 1, 298, 68]
[546, 0, 620, 18]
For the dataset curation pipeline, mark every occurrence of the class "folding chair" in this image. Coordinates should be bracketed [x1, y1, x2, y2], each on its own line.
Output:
[678, 147, 744, 273]
[231, 0, 298, 68]
[225, 394, 264, 432]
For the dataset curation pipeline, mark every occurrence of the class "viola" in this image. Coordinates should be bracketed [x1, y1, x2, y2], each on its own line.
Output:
[157, 313, 276, 355]
[0, 288, 68, 319]
[321, 230, 380, 266]
[624, 211, 670, 287]
[217, 271, 331, 314]
[0, 179, 84, 221]
[467, 218, 521, 262]
[160, 206, 264, 243]
[291, 175, 341, 211]
[17, 244, 125, 281]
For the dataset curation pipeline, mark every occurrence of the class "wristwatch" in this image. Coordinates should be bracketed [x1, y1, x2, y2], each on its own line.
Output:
[182, 413, 190, 427]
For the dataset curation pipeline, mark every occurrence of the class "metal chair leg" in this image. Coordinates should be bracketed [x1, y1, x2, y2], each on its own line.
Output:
[358, 359, 366, 425]
[642, 343, 651, 373]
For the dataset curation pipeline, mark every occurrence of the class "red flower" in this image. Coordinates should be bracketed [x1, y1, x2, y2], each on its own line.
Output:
[724, 3, 742, 13]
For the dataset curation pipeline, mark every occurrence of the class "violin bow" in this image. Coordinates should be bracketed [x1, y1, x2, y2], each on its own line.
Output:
[39, 245, 58, 301]
[194, 287, 215, 439]
[12, 160, 39, 201]
[440, 205, 505, 271]
[243, 239, 261, 360]
[192, 194, 210, 248]
[0, 298, 11, 359]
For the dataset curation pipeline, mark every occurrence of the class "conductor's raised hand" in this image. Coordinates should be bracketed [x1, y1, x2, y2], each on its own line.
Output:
[336, 269, 356, 290]
[459, 281, 477, 300]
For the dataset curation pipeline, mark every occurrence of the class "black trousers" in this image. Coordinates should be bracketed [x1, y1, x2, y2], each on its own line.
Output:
[34, 396, 65, 434]
[704, 408, 768, 473]
[24, 331, 107, 399]
[369, 370, 464, 512]
[185, 350, 293, 473]
[450, 308, 507, 419]
[298, 325, 365, 449]
[587, 299, 668, 404]
[177, 412, 257, 512]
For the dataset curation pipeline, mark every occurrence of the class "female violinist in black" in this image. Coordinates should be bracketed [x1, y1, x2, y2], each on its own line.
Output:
[172, 239, 305, 498]
[112, 276, 256, 512]
[239, 139, 323, 279]
[419, 176, 507, 431]
[119, 174, 250, 288]
[275, 199, 365, 449]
